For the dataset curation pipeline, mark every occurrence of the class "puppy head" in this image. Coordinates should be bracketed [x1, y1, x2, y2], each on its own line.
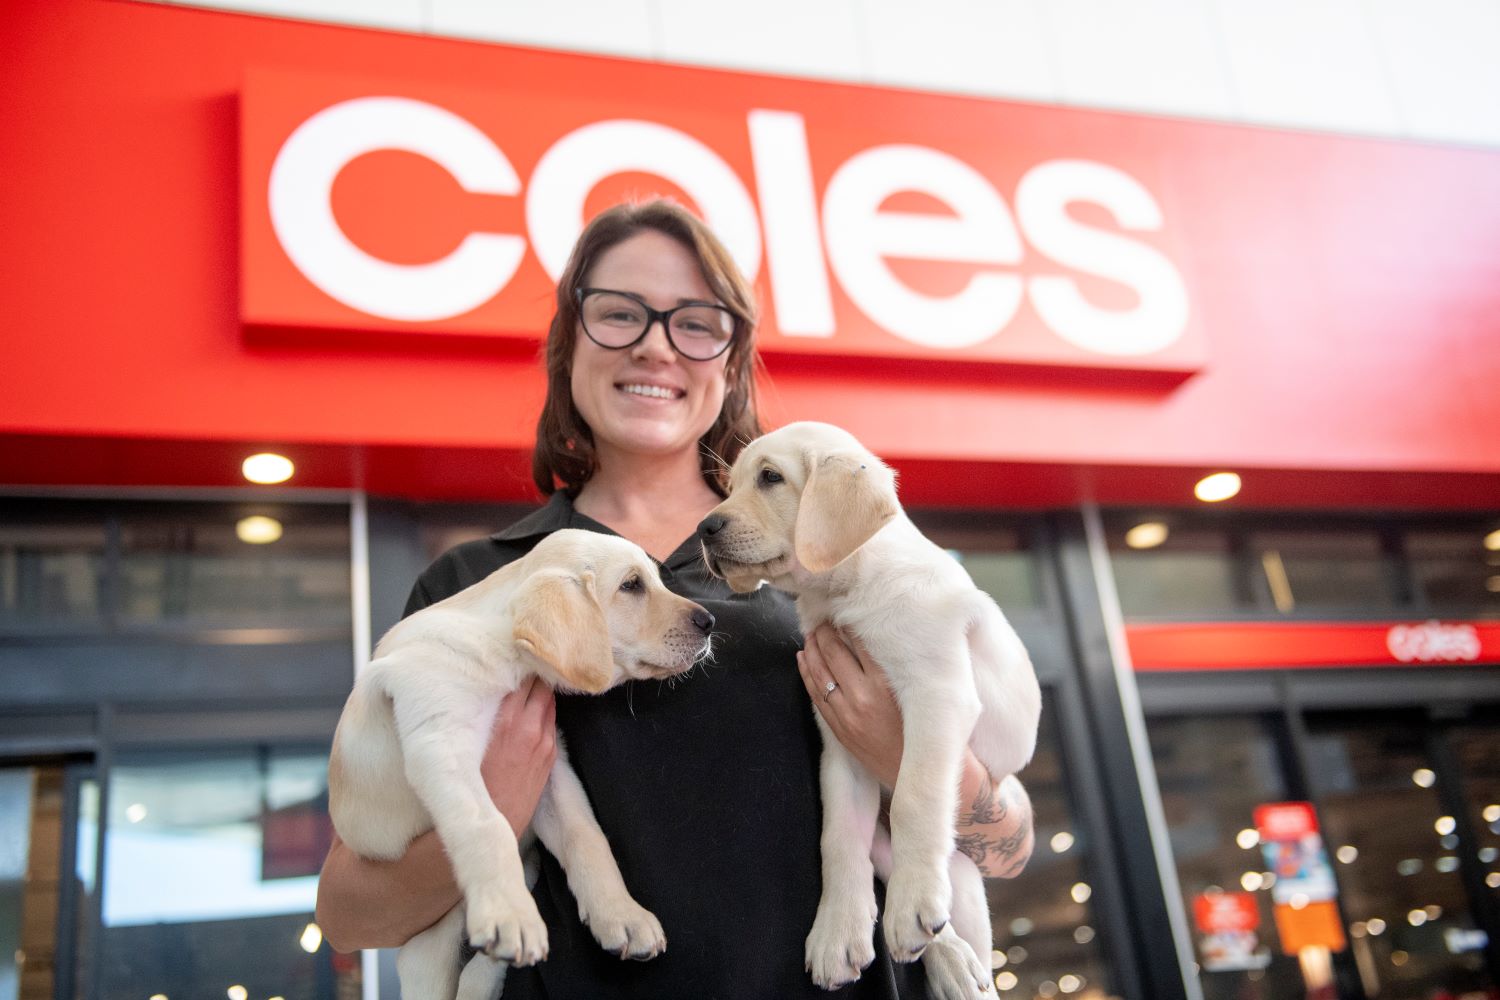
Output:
[700, 421, 898, 592]
[514, 530, 715, 692]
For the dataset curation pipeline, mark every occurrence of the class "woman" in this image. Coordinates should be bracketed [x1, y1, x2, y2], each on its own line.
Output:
[315, 200, 1034, 997]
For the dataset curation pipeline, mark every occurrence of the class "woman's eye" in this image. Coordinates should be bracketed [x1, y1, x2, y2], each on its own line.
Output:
[758, 468, 784, 486]
[619, 576, 643, 593]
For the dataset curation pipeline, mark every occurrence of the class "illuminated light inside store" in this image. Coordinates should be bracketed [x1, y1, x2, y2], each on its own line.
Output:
[1010, 917, 1034, 937]
[1350, 922, 1366, 938]
[1486, 873, 1500, 889]
[1407, 909, 1427, 927]
[236, 515, 284, 544]
[1435, 815, 1456, 836]
[1058, 974, 1084, 994]
[242, 452, 294, 485]
[1038, 980, 1059, 999]
[1391, 950, 1410, 966]
[269, 996, 285, 1000]
[150, 995, 167, 1000]
[1483, 804, 1500, 824]
[1336, 845, 1358, 864]
[125, 803, 147, 823]
[1261, 549, 1295, 613]
[1073, 925, 1095, 944]
[1194, 472, 1241, 503]
[1007, 945, 1029, 965]
[1366, 918, 1387, 935]
[990, 949, 1006, 970]
[1484, 528, 1500, 551]
[1436, 855, 1459, 873]
[995, 971, 1018, 991]
[1412, 768, 1436, 788]
[1260, 872, 1276, 888]
[1051, 831, 1075, 853]
[1236, 828, 1260, 849]
[1290, 893, 1310, 910]
[227, 987, 248, 1000]
[1441, 834, 1459, 850]
[1397, 858, 1423, 876]
[1480, 847, 1498, 863]
[1486, 575, 1500, 593]
[1424, 905, 1442, 920]
[1124, 522, 1169, 549]
[299, 922, 323, 953]
[1241, 871, 1264, 892]
[1071, 882, 1092, 903]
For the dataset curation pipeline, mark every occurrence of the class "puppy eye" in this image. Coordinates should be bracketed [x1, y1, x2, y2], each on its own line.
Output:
[619, 575, 643, 593]
[758, 467, 784, 487]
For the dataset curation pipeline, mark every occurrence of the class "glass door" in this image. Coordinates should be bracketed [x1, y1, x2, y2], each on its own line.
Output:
[1, 764, 74, 1000]
[1302, 712, 1499, 1000]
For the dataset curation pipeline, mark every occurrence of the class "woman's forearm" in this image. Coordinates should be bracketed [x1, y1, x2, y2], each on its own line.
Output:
[315, 831, 462, 953]
[953, 754, 1035, 878]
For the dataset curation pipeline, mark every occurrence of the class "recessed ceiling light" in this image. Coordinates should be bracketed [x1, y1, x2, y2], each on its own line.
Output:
[1194, 472, 1241, 502]
[1484, 529, 1500, 551]
[242, 452, 294, 484]
[1125, 522, 1169, 549]
[236, 516, 283, 545]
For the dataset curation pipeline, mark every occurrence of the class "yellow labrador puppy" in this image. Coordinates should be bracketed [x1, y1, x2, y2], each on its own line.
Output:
[700, 422, 1040, 1000]
[329, 528, 715, 1000]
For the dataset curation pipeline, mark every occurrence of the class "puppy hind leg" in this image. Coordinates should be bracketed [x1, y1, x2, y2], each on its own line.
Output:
[455, 952, 508, 1000]
[397, 904, 466, 1000]
[878, 834, 992, 999]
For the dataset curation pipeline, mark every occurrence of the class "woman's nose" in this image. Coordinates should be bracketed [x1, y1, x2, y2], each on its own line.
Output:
[630, 318, 676, 362]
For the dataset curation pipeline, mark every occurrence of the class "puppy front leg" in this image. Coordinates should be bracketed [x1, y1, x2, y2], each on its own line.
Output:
[884, 679, 979, 962]
[806, 713, 882, 990]
[395, 695, 548, 967]
[532, 740, 667, 961]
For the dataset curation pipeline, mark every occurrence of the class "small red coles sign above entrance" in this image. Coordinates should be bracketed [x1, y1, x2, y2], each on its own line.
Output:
[239, 67, 1205, 374]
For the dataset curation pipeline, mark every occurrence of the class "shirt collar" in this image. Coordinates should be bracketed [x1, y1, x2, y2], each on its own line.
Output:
[490, 490, 708, 574]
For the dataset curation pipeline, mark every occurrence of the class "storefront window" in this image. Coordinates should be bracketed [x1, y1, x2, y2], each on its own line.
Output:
[1148, 715, 1310, 1000]
[1406, 528, 1500, 610]
[1303, 718, 1495, 1000]
[76, 750, 348, 1000]
[1109, 525, 1239, 618]
[0, 518, 106, 626]
[987, 703, 1119, 998]
[118, 509, 350, 627]
[1245, 530, 1397, 614]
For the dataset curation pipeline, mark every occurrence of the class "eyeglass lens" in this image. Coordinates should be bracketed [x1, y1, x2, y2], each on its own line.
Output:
[580, 290, 733, 360]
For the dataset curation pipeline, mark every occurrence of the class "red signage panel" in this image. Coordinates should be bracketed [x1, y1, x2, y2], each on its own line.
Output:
[1127, 620, 1500, 671]
[241, 67, 1209, 374]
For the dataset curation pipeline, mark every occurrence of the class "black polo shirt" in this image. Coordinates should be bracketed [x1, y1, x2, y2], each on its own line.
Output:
[404, 491, 928, 999]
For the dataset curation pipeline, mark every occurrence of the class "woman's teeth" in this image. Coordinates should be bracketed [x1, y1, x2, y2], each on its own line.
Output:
[619, 384, 679, 399]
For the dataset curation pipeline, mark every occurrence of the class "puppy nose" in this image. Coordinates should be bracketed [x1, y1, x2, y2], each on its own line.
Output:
[698, 513, 727, 538]
[690, 607, 716, 633]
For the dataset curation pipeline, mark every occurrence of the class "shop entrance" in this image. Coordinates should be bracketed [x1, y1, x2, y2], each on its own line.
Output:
[1146, 701, 1500, 1000]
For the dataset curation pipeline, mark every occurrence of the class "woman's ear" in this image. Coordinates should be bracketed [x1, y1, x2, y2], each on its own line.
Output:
[794, 452, 899, 573]
[512, 569, 613, 693]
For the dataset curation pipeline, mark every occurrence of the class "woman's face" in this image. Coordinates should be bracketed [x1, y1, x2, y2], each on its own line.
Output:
[570, 229, 731, 468]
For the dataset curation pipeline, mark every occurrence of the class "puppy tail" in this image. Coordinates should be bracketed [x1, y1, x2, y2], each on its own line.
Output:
[965, 596, 1042, 780]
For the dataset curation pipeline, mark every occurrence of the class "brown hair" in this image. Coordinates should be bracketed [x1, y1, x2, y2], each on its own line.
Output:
[532, 200, 763, 497]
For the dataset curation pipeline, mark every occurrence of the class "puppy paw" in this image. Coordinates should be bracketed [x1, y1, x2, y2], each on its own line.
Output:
[466, 884, 549, 967]
[882, 867, 952, 962]
[922, 932, 992, 1000]
[805, 894, 878, 990]
[579, 894, 667, 961]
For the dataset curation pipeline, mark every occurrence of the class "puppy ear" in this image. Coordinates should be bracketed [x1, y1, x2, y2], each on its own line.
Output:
[512, 569, 613, 694]
[794, 452, 898, 573]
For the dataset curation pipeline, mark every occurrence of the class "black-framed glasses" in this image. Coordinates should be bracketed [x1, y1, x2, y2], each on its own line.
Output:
[576, 288, 736, 361]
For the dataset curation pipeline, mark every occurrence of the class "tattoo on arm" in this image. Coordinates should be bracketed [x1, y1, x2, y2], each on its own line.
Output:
[955, 773, 1033, 875]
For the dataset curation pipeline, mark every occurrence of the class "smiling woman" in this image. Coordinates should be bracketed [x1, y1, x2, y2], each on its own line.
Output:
[314, 200, 1034, 1000]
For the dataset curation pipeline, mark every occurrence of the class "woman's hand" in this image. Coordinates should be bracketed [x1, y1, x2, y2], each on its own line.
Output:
[797, 626, 1034, 878]
[315, 677, 560, 953]
[482, 675, 558, 835]
[796, 624, 905, 787]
